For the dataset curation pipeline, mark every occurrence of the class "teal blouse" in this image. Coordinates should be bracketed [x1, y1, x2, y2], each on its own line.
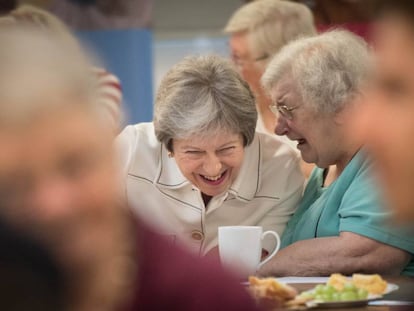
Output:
[281, 150, 414, 276]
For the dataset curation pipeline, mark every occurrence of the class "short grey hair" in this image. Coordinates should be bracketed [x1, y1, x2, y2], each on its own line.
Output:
[262, 30, 372, 114]
[0, 25, 100, 127]
[224, 0, 316, 63]
[154, 55, 257, 151]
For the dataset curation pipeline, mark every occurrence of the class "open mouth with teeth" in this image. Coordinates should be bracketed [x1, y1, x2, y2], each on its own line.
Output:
[199, 170, 228, 185]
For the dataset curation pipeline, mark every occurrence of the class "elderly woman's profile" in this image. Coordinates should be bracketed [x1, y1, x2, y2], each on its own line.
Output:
[117, 54, 304, 256]
[258, 30, 414, 277]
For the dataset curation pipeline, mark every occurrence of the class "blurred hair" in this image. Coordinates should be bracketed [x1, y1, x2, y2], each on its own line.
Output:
[154, 54, 257, 151]
[0, 4, 80, 50]
[0, 25, 101, 128]
[0, 5, 123, 133]
[224, 0, 316, 65]
[262, 30, 372, 114]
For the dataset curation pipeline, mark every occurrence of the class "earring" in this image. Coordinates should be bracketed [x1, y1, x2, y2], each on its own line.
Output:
[167, 151, 173, 158]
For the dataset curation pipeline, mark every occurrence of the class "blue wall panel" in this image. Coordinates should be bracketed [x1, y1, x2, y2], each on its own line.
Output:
[77, 29, 153, 126]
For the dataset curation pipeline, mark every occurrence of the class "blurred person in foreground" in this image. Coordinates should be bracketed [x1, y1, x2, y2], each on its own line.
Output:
[0, 25, 264, 311]
[0, 4, 123, 135]
[224, 0, 316, 176]
[354, 0, 414, 223]
[257, 30, 414, 277]
[117, 54, 304, 258]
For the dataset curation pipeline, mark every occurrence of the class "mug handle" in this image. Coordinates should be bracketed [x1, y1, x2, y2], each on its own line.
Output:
[258, 230, 280, 268]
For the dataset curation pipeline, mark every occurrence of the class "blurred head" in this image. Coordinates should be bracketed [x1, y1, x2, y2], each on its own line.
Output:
[354, 0, 414, 221]
[225, 0, 316, 94]
[0, 4, 123, 134]
[0, 4, 80, 50]
[154, 55, 256, 196]
[0, 25, 130, 309]
[0, 24, 118, 230]
[262, 30, 371, 168]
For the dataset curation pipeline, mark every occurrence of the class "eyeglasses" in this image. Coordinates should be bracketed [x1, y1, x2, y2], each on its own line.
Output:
[269, 102, 299, 120]
[231, 53, 269, 69]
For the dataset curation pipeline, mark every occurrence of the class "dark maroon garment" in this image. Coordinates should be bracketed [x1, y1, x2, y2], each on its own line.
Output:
[125, 223, 264, 311]
[317, 22, 373, 43]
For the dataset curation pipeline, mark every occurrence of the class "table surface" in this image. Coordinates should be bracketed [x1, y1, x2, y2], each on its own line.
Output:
[283, 276, 414, 311]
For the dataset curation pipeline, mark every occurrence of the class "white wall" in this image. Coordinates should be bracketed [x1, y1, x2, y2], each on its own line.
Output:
[153, 37, 229, 91]
[154, 0, 243, 39]
[153, 0, 244, 92]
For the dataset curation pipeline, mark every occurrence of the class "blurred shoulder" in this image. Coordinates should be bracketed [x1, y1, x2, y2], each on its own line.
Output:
[116, 122, 160, 164]
[118, 122, 157, 144]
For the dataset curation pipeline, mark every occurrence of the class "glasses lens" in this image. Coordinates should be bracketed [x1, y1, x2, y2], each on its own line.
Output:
[278, 106, 293, 120]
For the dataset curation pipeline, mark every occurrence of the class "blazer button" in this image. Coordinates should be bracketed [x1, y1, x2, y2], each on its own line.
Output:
[191, 230, 204, 241]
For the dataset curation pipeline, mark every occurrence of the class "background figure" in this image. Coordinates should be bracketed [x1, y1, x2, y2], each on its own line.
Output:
[224, 0, 316, 177]
[225, 0, 316, 135]
[0, 4, 123, 135]
[117, 54, 304, 258]
[0, 25, 263, 311]
[353, 0, 414, 222]
[258, 30, 414, 277]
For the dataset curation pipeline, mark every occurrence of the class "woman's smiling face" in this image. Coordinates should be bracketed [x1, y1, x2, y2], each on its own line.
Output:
[172, 132, 245, 197]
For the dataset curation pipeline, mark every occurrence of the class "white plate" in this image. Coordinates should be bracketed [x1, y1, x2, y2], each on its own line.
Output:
[306, 283, 399, 309]
[242, 277, 331, 286]
[382, 283, 400, 295]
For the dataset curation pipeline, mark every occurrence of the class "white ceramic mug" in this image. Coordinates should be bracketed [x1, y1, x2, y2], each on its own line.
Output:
[218, 226, 280, 278]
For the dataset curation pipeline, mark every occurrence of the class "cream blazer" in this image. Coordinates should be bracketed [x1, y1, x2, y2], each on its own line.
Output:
[117, 123, 304, 255]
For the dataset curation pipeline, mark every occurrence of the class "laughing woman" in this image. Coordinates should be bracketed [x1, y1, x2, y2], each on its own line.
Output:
[258, 30, 414, 277]
[117, 55, 304, 256]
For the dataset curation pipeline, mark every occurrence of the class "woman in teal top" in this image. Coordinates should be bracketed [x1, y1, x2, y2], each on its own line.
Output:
[259, 30, 414, 276]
